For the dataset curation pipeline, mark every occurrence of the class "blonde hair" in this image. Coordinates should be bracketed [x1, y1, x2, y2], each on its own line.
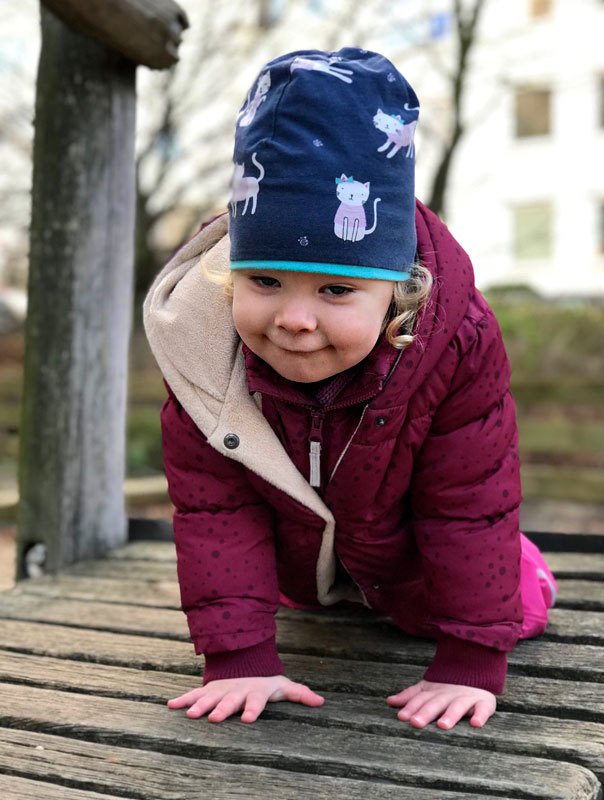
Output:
[382, 260, 433, 350]
[201, 257, 433, 352]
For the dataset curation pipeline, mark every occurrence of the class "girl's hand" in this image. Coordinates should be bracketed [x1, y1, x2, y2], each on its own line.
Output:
[167, 676, 324, 723]
[387, 679, 496, 729]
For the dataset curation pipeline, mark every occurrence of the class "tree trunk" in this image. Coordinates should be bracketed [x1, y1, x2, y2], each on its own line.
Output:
[17, 7, 136, 578]
[426, 0, 486, 219]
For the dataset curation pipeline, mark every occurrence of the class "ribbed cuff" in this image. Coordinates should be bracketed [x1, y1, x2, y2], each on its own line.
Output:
[423, 634, 508, 694]
[202, 637, 284, 685]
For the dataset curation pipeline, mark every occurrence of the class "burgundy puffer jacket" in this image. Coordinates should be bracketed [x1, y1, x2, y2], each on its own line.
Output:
[147, 202, 523, 694]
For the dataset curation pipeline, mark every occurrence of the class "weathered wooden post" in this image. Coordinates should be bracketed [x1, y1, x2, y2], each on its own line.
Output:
[16, 0, 188, 579]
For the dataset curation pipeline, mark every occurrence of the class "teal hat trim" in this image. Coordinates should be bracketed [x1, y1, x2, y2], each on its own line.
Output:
[230, 259, 411, 282]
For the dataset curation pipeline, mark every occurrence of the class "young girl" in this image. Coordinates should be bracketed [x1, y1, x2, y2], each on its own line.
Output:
[143, 47, 557, 731]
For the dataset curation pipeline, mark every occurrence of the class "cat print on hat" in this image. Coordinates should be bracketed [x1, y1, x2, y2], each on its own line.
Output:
[238, 71, 271, 128]
[334, 175, 381, 242]
[230, 153, 264, 217]
[290, 55, 354, 82]
[374, 106, 420, 159]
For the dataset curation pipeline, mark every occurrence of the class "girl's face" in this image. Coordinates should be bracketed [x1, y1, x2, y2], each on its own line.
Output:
[231, 269, 394, 383]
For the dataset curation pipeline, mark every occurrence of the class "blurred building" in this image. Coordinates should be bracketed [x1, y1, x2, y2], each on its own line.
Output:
[411, 0, 604, 297]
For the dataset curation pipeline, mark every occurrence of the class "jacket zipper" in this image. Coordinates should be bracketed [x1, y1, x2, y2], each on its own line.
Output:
[307, 350, 404, 491]
[308, 410, 325, 488]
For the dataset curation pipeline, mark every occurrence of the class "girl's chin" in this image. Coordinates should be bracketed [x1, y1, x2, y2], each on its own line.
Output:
[269, 353, 338, 383]
[274, 365, 336, 383]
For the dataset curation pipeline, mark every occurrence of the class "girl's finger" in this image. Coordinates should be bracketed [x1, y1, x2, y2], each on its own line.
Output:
[387, 684, 422, 707]
[167, 688, 205, 708]
[241, 690, 269, 723]
[208, 693, 245, 723]
[186, 693, 222, 719]
[470, 698, 496, 728]
[406, 695, 451, 728]
[437, 697, 476, 730]
[280, 682, 325, 706]
[396, 691, 434, 721]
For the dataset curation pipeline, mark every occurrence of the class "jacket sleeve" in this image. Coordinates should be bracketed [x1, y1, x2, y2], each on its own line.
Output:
[409, 303, 523, 694]
[160, 380, 283, 682]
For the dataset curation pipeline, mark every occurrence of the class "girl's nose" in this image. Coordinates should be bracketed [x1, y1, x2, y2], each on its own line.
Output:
[274, 301, 317, 333]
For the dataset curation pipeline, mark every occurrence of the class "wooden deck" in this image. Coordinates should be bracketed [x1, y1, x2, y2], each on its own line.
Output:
[1, 539, 604, 799]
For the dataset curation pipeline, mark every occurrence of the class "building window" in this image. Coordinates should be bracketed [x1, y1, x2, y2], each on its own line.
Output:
[513, 203, 553, 259]
[515, 87, 551, 137]
[529, 0, 552, 18]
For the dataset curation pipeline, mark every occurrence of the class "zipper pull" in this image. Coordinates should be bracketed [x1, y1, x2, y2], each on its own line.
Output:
[309, 411, 324, 488]
[309, 441, 321, 487]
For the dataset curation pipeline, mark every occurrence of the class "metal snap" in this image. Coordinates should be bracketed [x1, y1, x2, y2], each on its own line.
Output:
[223, 433, 240, 450]
[371, 583, 380, 591]
[375, 416, 387, 426]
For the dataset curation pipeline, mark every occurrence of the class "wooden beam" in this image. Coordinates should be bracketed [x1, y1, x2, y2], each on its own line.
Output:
[16, 8, 138, 576]
[41, 0, 189, 69]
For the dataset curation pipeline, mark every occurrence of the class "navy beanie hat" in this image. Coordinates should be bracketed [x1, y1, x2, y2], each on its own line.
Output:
[228, 47, 419, 282]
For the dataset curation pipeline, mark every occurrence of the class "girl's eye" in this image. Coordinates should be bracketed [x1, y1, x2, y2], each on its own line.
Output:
[323, 285, 353, 296]
[251, 276, 279, 288]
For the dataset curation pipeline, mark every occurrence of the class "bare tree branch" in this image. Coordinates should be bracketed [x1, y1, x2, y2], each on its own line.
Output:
[427, 0, 487, 218]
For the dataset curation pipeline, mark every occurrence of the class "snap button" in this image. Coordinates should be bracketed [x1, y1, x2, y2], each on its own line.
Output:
[223, 433, 240, 450]
[371, 583, 380, 591]
[375, 416, 387, 426]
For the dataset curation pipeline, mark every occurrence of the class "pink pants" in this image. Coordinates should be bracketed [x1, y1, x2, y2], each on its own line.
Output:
[518, 532, 558, 638]
[280, 532, 558, 639]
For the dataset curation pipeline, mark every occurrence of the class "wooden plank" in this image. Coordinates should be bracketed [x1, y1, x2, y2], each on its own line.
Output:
[10, 574, 604, 643]
[0, 619, 192, 671]
[0, 649, 194, 700]
[285, 605, 604, 647]
[1, 637, 604, 724]
[1, 596, 604, 682]
[0, 592, 604, 680]
[271, 694, 604, 778]
[106, 540, 176, 561]
[10, 576, 604, 645]
[0, 683, 599, 799]
[103, 543, 604, 576]
[0, 728, 517, 800]
[0, 592, 189, 638]
[65, 558, 176, 581]
[2, 651, 604, 777]
[9, 573, 181, 607]
[556, 580, 604, 611]
[77, 542, 604, 577]
[547, 609, 604, 645]
[544, 552, 604, 580]
[57, 542, 604, 581]
[0, 774, 131, 800]
[13, 545, 604, 584]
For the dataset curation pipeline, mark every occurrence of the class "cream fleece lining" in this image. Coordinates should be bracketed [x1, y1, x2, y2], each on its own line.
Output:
[143, 214, 366, 607]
